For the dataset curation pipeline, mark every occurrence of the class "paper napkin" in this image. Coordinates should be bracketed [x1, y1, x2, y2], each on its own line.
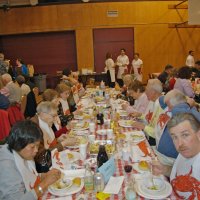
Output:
[103, 176, 124, 194]
[62, 169, 86, 178]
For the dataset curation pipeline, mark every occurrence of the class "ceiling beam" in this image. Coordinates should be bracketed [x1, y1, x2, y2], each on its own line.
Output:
[168, 0, 188, 9]
[168, 21, 200, 28]
[168, 4, 188, 9]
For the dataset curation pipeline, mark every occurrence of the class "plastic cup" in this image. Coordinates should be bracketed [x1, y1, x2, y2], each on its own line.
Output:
[79, 142, 88, 160]
[88, 134, 95, 143]
[107, 129, 113, 139]
[89, 122, 95, 133]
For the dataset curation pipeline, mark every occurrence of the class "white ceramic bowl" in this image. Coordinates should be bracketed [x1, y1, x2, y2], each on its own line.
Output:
[143, 177, 165, 194]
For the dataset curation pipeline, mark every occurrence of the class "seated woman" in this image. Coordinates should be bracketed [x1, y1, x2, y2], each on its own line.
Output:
[174, 66, 195, 98]
[122, 80, 149, 117]
[71, 71, 85, 98]
[33, 101, 77, 150]
[16, 75, 31, 96]
[42, 88, 73, 130]
[0, 120, 61, 200]
[55, 83, 74, 127]
[86, 78, 96, 89]
[117, 74, 135, 105]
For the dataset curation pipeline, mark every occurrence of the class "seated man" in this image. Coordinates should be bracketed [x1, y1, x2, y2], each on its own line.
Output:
[157, 89, 200, 161]
[152, 113, 200, 200]
[132, 79, 164, 145]
[157, 64, 173, 93]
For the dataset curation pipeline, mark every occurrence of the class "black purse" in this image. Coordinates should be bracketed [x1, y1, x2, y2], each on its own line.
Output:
[35, 149, 52, 173]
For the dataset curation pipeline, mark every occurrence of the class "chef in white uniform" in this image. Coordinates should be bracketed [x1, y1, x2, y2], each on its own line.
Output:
[116, 48, 129, 86]
[131, 53, 143, 82]
[105, 52, 116, 87]
[185, 50, 195, 67]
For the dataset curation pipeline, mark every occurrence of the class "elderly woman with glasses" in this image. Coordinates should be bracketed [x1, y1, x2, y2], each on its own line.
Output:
[42, 88, 73, 137]
[34, 101, 77, 150]
[32, 101, 77, 172]
[0, 120, 61, 200]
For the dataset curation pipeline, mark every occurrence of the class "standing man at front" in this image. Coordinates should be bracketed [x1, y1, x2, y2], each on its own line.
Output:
[116, 48, 129, 87]
[131, 53, 143, 82]
[186, 50, 195, 67]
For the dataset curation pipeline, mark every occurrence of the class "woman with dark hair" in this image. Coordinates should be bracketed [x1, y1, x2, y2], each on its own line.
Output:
[105, 52, 116, 87]
[174, 66, 195, 98]
[0, 120, 61, 200]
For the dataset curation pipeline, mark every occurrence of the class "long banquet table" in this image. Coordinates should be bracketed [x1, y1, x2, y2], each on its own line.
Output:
[42, 88, 177, 200]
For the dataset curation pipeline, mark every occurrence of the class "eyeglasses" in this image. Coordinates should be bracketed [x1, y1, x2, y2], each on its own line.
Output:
[43, 112, 58, 118]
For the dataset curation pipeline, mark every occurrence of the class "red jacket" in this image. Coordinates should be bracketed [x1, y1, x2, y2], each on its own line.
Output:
[0, 109, 10, 140]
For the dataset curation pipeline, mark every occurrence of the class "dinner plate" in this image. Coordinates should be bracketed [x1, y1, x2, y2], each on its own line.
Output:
[136, 180, 172, 199]
[124, 131, 145, 143]
[49, 178, 73, 192]
[132, 163, 150, 174]
[118, 120, 134, 128]
[74, 130, 89, 136]
[74, 114, 90, 120]
[72, 122, 89, 131]
[117, 110, 129, 117]
[48, 178, 84, 196]
[60, 150, 81, 163]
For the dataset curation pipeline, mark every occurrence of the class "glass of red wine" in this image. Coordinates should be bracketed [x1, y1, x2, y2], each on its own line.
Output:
[123, 161, 133, 184]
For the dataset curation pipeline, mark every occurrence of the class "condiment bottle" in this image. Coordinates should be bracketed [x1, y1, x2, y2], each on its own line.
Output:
[97, 110, 104, 125]
[97, 145, 108, 168]
[84, 164, 94, 193]
[94, 172, 105, 192]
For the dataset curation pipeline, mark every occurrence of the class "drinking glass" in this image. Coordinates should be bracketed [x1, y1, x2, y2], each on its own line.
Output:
[123, 160, 133, 184]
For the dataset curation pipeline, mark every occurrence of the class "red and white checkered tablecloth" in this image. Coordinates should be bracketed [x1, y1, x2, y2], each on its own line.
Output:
[42, 123, 177, 200]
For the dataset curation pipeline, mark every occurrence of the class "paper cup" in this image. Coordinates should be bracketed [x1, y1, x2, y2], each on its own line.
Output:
[79, 143, 88, 160]
[88, 134, 95, 143]
[89, 122, 95, 133]
[88, 108, 93, 116]
[107, 129, 113, 139]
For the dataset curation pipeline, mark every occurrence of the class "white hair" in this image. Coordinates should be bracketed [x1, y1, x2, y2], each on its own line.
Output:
[123, 74, 134, 86]
[37, 101, 57, 114]
[1, 73, 12, 84]
[164, 89, 187, 107]
[146, 79, 163, 94]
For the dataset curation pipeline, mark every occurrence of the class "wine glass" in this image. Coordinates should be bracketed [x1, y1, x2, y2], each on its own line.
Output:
[123, 160, 133, 184]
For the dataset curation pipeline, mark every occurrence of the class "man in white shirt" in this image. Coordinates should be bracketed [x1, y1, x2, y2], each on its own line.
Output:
[131, 53, 143, 81]
[152, 113, 200, 200]
[186, 50, 195, 67]
[116, 48, 129, 87]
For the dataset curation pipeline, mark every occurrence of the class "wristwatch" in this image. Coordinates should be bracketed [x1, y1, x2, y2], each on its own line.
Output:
[38, 185, 43, 194]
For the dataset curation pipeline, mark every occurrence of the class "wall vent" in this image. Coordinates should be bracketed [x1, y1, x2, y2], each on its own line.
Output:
[107, 10, 118, 17]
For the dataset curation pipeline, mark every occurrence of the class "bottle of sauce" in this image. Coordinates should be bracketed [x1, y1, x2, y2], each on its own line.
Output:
[97, 145, 108, 168]
[97, 111, 104, 125]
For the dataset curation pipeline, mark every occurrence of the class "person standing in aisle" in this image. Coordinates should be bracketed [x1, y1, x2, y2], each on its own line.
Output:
[105, 52, 116, 88]
[186, 50, 195, 67]
[131, 53, 143, 82]
[116, 48, 129, 87]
